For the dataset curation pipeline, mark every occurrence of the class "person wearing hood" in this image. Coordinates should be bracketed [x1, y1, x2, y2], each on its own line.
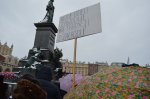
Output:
[36, 66, 61, 99]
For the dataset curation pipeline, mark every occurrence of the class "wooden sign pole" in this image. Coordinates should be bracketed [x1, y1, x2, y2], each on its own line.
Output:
[73, 38, 77, 88]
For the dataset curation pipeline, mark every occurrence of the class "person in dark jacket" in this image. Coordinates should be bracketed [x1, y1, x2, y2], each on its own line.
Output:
[52, 80, 67, 99]
[0, 75, 9, 99]
[36, 66, 61, 99]
[20, 74, 40, 85]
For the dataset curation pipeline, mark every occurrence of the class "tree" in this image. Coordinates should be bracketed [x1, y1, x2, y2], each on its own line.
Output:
[49, 47, 63, 80]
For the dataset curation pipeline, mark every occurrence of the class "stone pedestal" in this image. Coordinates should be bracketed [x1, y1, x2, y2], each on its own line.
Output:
[18, 22, 58, 77]
[33, 22, 57, 53]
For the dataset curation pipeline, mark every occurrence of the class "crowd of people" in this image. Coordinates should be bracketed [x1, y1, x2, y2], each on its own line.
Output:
[0, 66, 67, 99]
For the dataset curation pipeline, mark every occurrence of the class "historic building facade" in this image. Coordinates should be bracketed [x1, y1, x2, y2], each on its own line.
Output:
[88, 64, 98, 75]
[61, 59, 89, 76]
[61, 59, 109, 76]
[0, 42, 19, 72]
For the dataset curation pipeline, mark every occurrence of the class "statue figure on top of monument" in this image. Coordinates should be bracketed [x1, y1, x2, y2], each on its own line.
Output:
[41, 0, 55, 23]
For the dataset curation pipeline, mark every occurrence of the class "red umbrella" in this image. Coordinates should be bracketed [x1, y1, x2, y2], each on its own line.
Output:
[0, 72, 19, 79]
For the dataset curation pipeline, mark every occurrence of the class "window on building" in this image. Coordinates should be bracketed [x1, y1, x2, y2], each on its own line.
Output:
[0, 66, 2, 72]
[8, 57, 11, 63]
[4, 68, 11, 72]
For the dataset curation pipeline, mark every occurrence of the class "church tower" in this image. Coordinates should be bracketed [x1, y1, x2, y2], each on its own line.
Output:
[10, 44, 13, 55]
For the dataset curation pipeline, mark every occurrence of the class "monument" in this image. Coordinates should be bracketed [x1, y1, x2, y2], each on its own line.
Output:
[30, 0, 58, 66]
[34, 0, 57, 54]
[18, 0, 58, 72]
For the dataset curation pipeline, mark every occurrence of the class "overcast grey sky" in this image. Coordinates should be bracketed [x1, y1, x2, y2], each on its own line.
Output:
[0, 0, 150, 66]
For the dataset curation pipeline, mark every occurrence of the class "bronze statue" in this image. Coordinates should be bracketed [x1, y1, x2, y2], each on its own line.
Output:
[41, 0, 55, 23]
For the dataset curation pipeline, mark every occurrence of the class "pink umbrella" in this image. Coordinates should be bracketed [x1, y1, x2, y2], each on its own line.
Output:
[0, 72, 19, 79]
[59, 74, 84, 92]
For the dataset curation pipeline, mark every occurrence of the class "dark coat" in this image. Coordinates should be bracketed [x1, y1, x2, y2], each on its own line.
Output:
[52, 81, 67, 99]
[0, 75, 9, 99]
[0, 83, 9, 99]
[36, 66, 61, 99]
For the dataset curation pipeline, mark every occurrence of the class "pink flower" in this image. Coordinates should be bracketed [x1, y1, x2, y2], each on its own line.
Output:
[118, 82, 122, 85]
[128, 95, 135, 99]
[133, 76, 137, 79]
[139, 70, 142, 73]
[104, 80, 108, 83]
[112, 91, 116, 95]
[128, 79, 132, 82]
[97, 77, 100, 80]
[105, 88, 110, 92]
[79, 93, 82, 96]
[141, 76, 144, 79]
[135, 82, 140, 88]
[143, 96, 148, 99]
[96, 90, 100, 94]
